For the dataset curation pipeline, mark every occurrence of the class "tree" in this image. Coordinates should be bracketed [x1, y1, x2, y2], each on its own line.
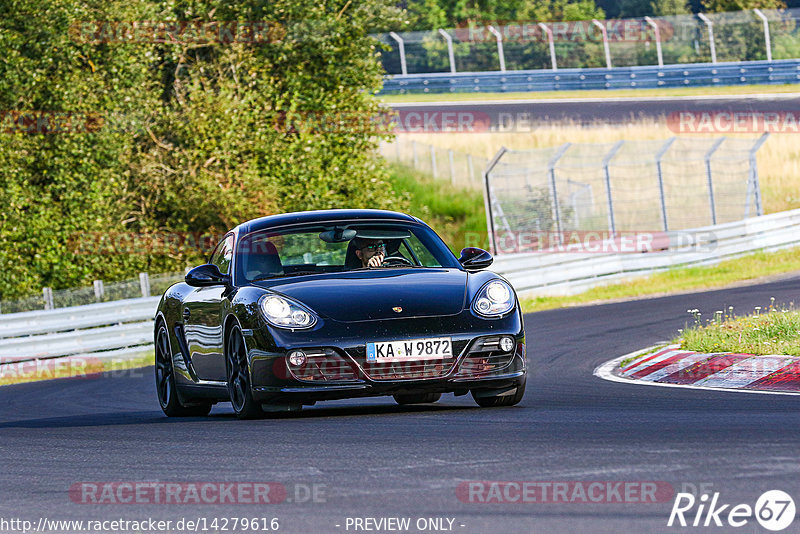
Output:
[650, 0, 692, 15]
[702, 0, 786, 10]
[0, 0, 407, 299]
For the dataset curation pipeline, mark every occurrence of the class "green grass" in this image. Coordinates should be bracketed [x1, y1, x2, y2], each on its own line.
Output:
[380, 83, 800, 104]
[386, 162, 486, 254]
[678, 305, 800, 356]
[619, 344, 667, 369]
[520, 247, 800, 313]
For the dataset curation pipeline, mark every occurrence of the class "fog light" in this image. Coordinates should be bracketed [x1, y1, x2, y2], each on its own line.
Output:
[288, 350, 306, 366]
[500, 336, 514, 352]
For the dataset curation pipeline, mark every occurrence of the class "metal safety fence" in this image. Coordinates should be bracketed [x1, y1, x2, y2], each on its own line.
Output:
[379, 137, 488, 190]
[376, 8, 800, 76]
[0, 271, 184, 314]
[483, 134, 769, 254]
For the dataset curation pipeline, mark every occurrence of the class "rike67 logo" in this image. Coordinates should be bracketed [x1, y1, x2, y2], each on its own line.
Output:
[668, 490, 796, 531]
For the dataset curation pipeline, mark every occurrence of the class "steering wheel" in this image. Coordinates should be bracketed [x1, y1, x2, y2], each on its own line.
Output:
[380, 255, 414, 267]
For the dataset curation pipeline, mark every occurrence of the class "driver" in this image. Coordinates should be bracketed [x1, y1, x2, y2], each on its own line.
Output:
[353, 237, 386, 268]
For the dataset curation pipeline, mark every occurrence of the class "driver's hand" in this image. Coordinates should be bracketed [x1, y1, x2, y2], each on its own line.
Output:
[367, 253, 384, 268]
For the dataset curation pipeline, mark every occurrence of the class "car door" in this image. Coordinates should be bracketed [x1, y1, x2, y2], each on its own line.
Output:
[183, 234, 234, 382]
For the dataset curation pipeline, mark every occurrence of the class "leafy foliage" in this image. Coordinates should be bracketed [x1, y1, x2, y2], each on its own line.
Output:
[0, 0, 405, 299]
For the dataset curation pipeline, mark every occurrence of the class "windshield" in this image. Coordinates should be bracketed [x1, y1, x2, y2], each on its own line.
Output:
[235, 222, 459, 283]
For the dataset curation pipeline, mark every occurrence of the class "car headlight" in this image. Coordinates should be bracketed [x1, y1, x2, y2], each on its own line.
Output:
[260, 294, 318, 329]
[472, 280, 515, 317]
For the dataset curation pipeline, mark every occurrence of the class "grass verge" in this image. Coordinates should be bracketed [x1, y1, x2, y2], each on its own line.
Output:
[677, 304, 800, 356]
[520, 247, 800, 313]
[618, 344, 668, 369]
[380, 83, 800, 104]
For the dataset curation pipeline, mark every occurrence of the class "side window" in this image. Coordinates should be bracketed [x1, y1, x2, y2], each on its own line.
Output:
[209, 235, 234, 274]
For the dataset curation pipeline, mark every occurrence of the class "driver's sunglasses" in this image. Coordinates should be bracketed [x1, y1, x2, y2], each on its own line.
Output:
[361, 243, 386, 252]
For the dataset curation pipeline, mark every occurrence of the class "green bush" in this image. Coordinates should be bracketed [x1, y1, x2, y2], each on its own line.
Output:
[0, 0, 405, 299]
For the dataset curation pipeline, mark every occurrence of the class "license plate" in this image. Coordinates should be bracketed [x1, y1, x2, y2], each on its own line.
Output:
[366, 337, 453, 363]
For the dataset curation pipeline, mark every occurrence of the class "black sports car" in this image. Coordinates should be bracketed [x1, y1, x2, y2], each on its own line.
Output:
[154, 209, 526, 418]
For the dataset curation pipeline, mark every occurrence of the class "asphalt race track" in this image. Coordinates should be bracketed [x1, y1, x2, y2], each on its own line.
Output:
[2, 276, 800, 533]
[390, 93, 800, 126]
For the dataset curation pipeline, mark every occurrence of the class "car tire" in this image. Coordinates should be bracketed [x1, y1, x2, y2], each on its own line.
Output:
[226, 325, 265, 420]
[155, 323, 212, 417]
[472, 381, 526, 408]
[393, 393, 442, 405]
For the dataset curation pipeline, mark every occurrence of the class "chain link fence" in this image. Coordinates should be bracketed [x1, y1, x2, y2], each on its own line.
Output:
[0, 271, 185, 314]
[377, 8, 800, 75]
[484, 134, 769, 252]
[379, 137, 488, 190]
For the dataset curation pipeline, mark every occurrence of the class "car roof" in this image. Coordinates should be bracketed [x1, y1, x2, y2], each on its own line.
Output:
[236, 209, 421, 235]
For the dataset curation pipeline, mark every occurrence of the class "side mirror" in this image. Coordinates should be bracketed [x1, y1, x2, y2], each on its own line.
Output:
[185, 264, 230, 287]
[458, 247, 493, 271]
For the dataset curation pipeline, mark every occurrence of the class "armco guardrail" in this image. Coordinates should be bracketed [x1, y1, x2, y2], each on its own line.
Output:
[381, 59, 800, 94]
[493, 208, 800, 296]
[0, 297, 160, 339]
[0, 297, 159, 373]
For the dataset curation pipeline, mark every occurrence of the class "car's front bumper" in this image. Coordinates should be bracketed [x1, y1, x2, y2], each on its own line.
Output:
[246, 309, 526, 405]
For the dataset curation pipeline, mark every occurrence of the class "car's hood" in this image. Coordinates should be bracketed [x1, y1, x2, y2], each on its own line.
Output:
[260, 269, 468, 322]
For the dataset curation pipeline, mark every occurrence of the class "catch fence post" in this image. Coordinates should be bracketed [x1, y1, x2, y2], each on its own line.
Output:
[704, 137, 726, 225]
[483, 147, 508, 255]
[644, 17, 664, 67]
[753, 9, 772, 62]
[487, 26, 506, 72]
[139, 272, 151, 298]
[93, 280, 104, 301]
[547, 143, 572, 243]
[43, 287, 54, 310]
[698, 13, 717, 63]
[746, 132, 769, 217]
[602, 141, 625, 236]
[655, 137, 676, 232]
[538, 23, 557, 70]
[438, 29, 457, 73]
[592, 20, 612, 68]
[388, 32, 408, 75]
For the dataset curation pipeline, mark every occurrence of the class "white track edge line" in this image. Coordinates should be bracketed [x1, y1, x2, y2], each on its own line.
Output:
[593, 344, 800, 397]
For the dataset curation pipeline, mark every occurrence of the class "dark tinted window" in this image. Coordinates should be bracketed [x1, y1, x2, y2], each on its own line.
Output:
[209, 234, 234, 274]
